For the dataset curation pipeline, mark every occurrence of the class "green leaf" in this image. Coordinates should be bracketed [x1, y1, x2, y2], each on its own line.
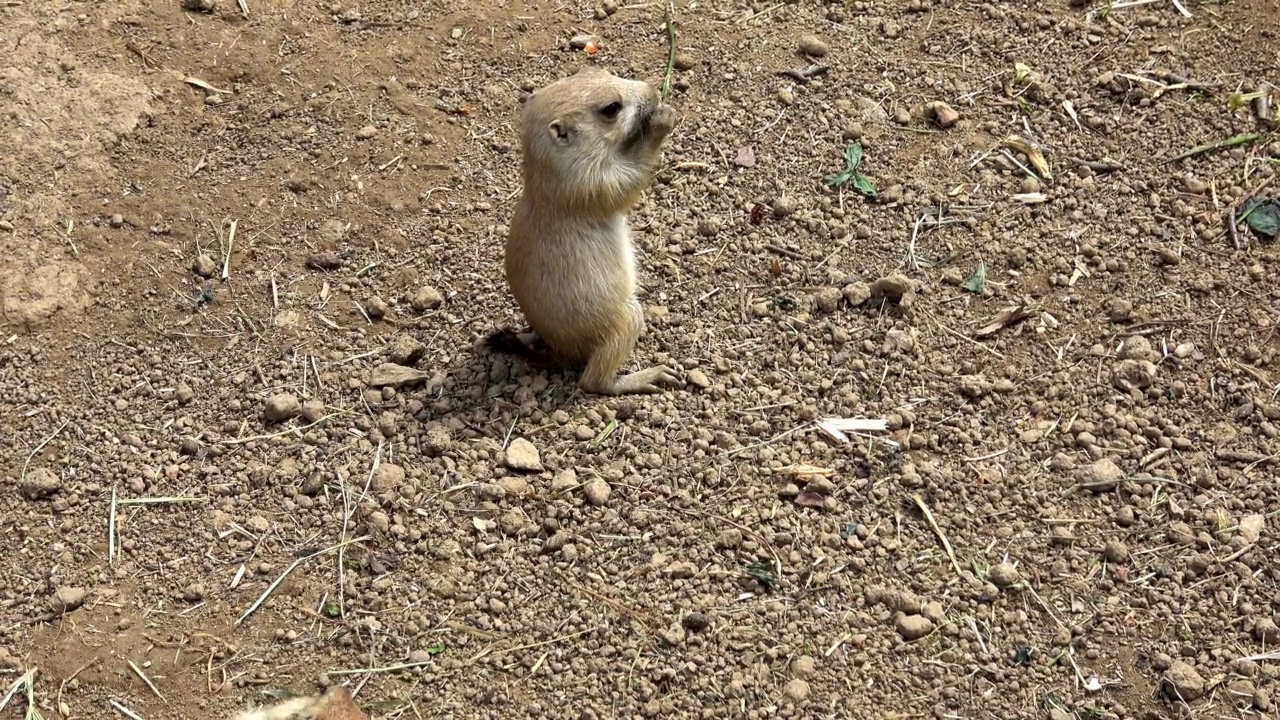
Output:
[745, 561, 775, 591]
[852, 174, 877, 198]
[825, 142, 876, 197]
[962, 261, 986, 293]
[1239, 197, 1280, 240]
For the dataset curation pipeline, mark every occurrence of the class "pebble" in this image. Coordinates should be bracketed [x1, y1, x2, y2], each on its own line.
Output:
[175, 383, 194, 405]
[371, 463, 406, 492]
[1102, 538, 1129, 563]
[790, 655, 816, 678]
[497, 476, 531, 497]
[1162, 660, 1206, 701]
[771, 196, 796, 218]
[1252, 618, 1280, 643]
[305, 251, 342, 270]
[797, 35, 828, 57]
[1239, 514, 1264, 543]
[368, 363, 431, 388]
[989, 562, 1020, 587]
[182, 584, 205, 602]
[892, 106, 911, 125]
[673, 53, 695, 71]
[686, 369, 710, 389]
[665, 560, 696, 579]
[584, 478, 611, 506]
[301, 399, 325, 423]
[364, 296, 388, 319]
[355, 125, 377, 139]
[682, 612, 709, 632]
[782, 678, 810, 702]
[263, 393, 302, 422]
[192, 254, 218, 278]
[1078, 458, 1123, 491]
[925, 101, 959, 128]
[21, 468, 62, 500]
[569, 34, 598, 50]
[504, 438, 543, 472]
[387, 334, 426, 366]
[49, 587, 86, 615]
[896, 614, 934, 640]
[410, 286, 443, 312]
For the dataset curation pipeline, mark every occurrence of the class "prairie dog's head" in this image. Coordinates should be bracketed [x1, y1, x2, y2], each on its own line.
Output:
[520, 66, 676, 211]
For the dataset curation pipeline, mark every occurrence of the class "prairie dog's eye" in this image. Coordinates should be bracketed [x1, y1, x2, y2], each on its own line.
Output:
[599, 101, 623, 119]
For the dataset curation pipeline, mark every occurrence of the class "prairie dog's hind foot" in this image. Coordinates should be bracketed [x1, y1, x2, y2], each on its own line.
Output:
[584, 365, 682, 396]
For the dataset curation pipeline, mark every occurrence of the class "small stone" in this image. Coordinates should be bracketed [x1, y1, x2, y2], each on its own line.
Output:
[813, 287, 841, 314]
[687, 369, 711, 389]
[666, 560, 696, 579]
[355, 125, 377, 139]
[781, 678, 810, 702]
[301, 399, 325, 423]
[49, 587, 86, 615]
[377, 411, 399, 437]
[21, 468, 62, 500]
[410, 286, 443, 312]
[1049, 525, 1075, 546]
[602, 0, 618, 14]
[263, 394, 302, 422]
[925, 101, 959, 128]
[1252, 618, 1280, 643]
[569, 34, 598, 49]
[989, 561, 1020, 587]
[797, 35, 828, 57]
[368, 363, 431, 388]
[682, 612, 709, 632]
[1239, 514, 1264, 543]
[182, 584, 205, 602]
[1118, 335, 1157, 362]
[1048, 709, 1075, 720]
[387, 335, 427, 366]
[371, 463, 406, 491]
[1183, 176, 1208, 194]
[922, 601, 946, 624]
[1106, 298, 1132, 322]
[584, 479, 611, 506]
[305, 251, 342, 270]
[192, 254, 218, 278]
[1162, 660, 1206, 701]
[1173, 342, 1195, 358]
[896, 614, 934, 640]
[1103, 539, 1129, 563]
[842, 282, 872, 306]
[892, 106, 911, 125]
[790, 655, 817, 678]
[175, 383, 194, 405]
[772, 196, 796, 218]
[364, 296, 388, 319]
[661, 623, 686, 646]
[497, 476, 531, 497]
[733, 145, 755, 168]
[1111, 359, 1158, 391]
[880, 184, 904, 204]
[776, 87, 795, 105]
[673, 53, 695, 71]
[504, 438, 543, 472]
[1113, 506, 1135, 527]
[1078, 458, 1123, 491]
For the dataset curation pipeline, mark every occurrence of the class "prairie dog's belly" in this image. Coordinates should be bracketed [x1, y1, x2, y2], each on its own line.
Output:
[507, 214, 636, 360]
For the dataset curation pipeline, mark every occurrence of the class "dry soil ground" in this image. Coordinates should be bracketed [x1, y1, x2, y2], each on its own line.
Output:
[2, 0, 1280, 718]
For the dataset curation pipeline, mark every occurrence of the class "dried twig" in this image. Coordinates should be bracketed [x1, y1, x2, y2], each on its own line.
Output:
[236, 536, 370, 625]
[912, 493, 964, 579]
[221, 219, 237, 280]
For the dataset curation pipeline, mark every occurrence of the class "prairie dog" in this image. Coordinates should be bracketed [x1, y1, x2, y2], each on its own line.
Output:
[234, 687, 369, 720]
[485, 66, 681, 395]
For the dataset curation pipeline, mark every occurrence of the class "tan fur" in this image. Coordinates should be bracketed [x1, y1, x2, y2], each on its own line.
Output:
[234, 687, 369, 720]
[493, 66, 682, 395]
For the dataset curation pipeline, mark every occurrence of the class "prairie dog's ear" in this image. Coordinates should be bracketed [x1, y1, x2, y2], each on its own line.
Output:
[548, 119, 573, 145]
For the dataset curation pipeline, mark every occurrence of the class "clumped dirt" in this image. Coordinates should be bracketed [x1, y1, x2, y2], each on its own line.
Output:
[2, 0, 1280, 718]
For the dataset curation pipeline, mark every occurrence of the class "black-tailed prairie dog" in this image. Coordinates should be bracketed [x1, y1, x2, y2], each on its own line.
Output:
[484, 66, 683, 395]
[234, 686, 369, 720]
